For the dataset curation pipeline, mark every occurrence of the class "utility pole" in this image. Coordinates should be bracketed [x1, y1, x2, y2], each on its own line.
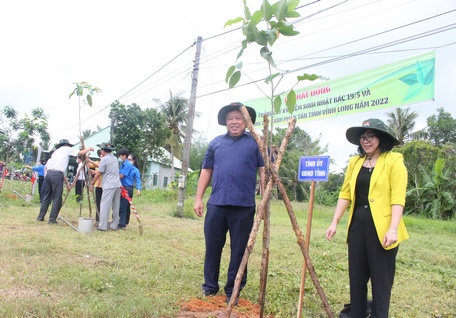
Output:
[177, 36, 202, 217]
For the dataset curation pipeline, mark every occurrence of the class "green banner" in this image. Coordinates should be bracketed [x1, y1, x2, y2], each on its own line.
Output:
[246, 51, 435, 127]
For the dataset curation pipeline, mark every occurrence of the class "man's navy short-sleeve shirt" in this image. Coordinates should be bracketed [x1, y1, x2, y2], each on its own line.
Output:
[202, 131, 264, 207]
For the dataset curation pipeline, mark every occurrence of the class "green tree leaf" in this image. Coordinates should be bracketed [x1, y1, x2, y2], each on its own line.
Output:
[273, 96, 282, 114]
[286, 90, 296, 114]
[275, 0, 288, 21]
[229, 71, 241, 88]
[297, 73, 320, 81]
[278, 23, 300, 36]
[86, 95, 93, 107]
[224, 17, 244, 27]
[265, 72, 280, 84]
[261, 0, 273, 21]
[226, 66, 236, 84]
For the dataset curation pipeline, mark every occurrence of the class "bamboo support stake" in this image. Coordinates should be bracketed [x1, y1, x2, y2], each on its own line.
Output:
[258, 116, 271, 317]
[297, 180, 315, 317]
[61, 162, 84, 207]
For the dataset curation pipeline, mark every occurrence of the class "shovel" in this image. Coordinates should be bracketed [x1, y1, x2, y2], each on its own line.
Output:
[13, 190, 34, 203]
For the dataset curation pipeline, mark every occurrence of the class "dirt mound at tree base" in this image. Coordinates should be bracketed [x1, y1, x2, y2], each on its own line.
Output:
[174, 295, 274, 318]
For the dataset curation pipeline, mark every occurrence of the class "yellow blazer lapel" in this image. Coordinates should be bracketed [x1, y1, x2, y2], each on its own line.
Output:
[350, 157, 364, 202]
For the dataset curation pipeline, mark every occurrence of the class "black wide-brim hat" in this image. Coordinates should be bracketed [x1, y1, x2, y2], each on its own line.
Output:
[346, 118, 400, 146]
[217, 102, 257, 126]
[55, 139, 74, 149]
[96, 142, 116, 150]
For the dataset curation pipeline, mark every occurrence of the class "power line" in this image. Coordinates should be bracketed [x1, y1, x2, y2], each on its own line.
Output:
[60, 2, 456, 137]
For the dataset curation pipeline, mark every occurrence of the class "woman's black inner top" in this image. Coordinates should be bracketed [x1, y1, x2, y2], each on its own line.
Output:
[355, 166, 373, 207]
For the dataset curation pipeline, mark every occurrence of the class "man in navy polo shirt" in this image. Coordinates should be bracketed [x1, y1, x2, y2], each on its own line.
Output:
[194, 102, 265, 305]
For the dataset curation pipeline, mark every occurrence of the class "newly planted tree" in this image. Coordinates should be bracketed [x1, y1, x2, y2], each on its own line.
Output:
[69, 81, 102, 138]
[223, 1, 333, 316]
[225, 0, 321, 120]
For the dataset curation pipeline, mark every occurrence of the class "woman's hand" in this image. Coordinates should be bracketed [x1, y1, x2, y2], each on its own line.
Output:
[382, 230, 398, 248]
[326, 222, 338, 240]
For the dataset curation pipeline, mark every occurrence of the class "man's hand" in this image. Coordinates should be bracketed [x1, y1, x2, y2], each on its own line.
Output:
[193, 199, 204, 217]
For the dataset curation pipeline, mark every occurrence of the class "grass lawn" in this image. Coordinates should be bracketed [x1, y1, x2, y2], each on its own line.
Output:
[0, 179, 455, 317]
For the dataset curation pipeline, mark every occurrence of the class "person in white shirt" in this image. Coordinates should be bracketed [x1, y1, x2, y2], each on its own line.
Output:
[37, 139, 93, 224]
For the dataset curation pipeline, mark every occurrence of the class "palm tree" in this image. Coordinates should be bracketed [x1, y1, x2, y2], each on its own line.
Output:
[154, 92, 189, 182]
[386, 107, 418, 146]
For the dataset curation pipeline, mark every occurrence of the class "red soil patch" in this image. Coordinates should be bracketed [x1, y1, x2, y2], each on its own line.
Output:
[175, 295, 274, 318]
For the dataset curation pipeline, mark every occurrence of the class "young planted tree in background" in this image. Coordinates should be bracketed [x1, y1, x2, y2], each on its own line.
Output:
[69, 81, 102, 138]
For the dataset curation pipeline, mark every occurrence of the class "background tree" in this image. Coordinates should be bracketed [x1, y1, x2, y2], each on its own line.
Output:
[0, 106, 19, 162]
[140, 107, 170, 175]
[189, 134, 209, 171]
[424, 107, 456, 146]
[386, 107, 418, 146]
[109, 101, 168, 179]
[272, 126, 328, 201]
[407, 158, 455, 219]
[16, 107, 50, 164]
[154, 92, 190, 181]
[0, 106, 50, 164]
[395, 140, 439, 216]
[82, 129, 93, 139]
[315, 172, 345, 206]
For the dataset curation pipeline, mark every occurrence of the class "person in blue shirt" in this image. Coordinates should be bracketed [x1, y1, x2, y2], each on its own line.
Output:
[117, 148, 133, 230]
[27, 160, 45, 202]
[193, 102, 265, 305]
[126, 153, 142, 226]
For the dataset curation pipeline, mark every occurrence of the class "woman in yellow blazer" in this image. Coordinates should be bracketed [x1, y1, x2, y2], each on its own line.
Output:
[326, 118, 409, 318]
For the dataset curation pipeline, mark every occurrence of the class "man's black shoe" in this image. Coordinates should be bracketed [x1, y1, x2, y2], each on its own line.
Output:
[226, 296, 239, 306]
[48, 220, 58, 224]
[37, 218, 44, 221]
[200, 290, 217, 298]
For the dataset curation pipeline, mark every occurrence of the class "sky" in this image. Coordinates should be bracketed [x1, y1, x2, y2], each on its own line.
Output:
[1, 0, 455, 172]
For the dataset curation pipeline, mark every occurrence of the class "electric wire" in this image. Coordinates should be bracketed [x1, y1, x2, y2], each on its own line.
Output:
[52, 2, 456, 138]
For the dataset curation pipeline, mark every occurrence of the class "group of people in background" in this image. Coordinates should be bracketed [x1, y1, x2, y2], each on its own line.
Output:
[33, 139, 141, 231]
[89, 144, 142, 231]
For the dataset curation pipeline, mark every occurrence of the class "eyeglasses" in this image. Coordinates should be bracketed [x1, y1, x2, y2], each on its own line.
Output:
[359, 134, 376, 142]
[128, 158, 133, 161]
